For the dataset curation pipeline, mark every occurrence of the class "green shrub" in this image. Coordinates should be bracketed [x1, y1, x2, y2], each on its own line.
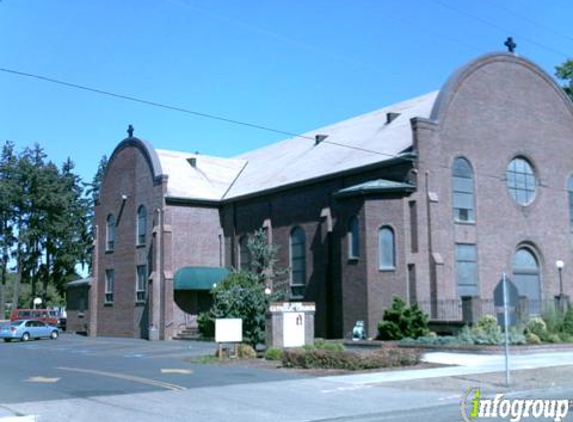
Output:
[560, 333, 573, 343]
[264, 347, 283, 361]
[542, 308, 565, 334]
[562, 308, 573, 336]
[281, 348, 420, 370]
[198, 271, 283, 347]
[525, 332, 541, 345]
[305, 338, 345, 352]
[197, 312, 214, 338]
[508, 327, 526, 345]
[399, 335, 458, 346]
[525, 317, 547, 339]
[237, 343, 257, 359]
[377, 297, 429, 340]
[546, 333, 562, 344]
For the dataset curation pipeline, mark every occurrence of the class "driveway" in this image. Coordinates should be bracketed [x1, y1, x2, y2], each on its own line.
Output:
[0, 333, 307, 406]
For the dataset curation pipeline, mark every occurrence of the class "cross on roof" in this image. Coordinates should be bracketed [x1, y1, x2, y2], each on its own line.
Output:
[504, 37, 516, 53]
[127, 124, 134, 138]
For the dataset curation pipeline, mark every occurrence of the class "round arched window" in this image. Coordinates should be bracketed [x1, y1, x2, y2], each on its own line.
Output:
[506, 157, 536, 206]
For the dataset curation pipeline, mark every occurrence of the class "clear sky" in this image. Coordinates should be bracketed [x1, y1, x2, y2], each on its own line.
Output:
[1, 0, 572, 184]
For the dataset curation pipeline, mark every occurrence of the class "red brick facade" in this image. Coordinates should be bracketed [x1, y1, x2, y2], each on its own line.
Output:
[91, 53, 573, 339]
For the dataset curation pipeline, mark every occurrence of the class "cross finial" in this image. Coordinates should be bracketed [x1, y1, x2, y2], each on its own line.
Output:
[504, 37, 516, 54]
[127, 124, 134, 138]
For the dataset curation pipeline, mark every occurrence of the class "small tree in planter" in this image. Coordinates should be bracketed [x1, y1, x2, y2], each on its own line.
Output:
[377, 297, 429, 340]
[198, 228, 287, 347]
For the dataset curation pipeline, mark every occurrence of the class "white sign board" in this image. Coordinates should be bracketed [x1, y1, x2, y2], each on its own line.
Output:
[269, 302, 316, 313]
[215, 318, 243, 343]
[283, 312, 305, 348]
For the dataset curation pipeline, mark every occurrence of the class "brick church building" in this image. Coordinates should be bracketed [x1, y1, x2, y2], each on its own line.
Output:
[90, 51, 573, 340]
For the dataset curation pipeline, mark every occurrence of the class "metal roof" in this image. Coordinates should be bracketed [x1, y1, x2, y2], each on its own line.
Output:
[223, 91, 437, 199]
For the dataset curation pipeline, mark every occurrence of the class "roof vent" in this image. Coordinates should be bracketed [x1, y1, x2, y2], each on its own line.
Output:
[386, 112, 400, 125]
[187, 157, 197, 168]
[315, 134, 329, 145]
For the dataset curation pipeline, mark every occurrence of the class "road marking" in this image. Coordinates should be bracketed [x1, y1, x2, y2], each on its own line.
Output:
[56, 366, 186, 391]
[160, 368, 193, 374]
[25, 377, 60, 383]
[321, 385, 373, 394]
[438, 394, 461, 401]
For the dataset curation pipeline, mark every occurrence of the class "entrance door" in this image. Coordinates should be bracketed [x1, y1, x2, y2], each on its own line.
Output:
[512, 248, 541, 315]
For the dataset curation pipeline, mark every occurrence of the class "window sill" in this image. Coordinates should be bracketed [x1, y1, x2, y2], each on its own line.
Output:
[135, 300, 146, 306]
[103, 302, 113, 307]
[347, 257, 359, 263]
[454, 220, 476, 226]
[105, 250, 114, 254]
[379, 267, 396, 272]
[136, 243, 146, 249]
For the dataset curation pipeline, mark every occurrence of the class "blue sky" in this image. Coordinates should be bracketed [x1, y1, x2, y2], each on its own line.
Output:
[1, 0, 572, 184]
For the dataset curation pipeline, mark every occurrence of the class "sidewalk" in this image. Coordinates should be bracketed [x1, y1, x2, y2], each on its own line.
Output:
[2, 350, 573, 421]
[320, 350, 573, 385]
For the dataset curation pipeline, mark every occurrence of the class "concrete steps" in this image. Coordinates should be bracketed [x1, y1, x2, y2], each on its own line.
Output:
[173, 326, 201, 341]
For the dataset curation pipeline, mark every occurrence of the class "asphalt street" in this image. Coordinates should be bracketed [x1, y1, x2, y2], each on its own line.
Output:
[3, 335, 573, 421]
[0, 334, 307, 405]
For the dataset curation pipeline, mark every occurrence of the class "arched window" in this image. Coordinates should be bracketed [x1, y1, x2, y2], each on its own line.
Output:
[452, 157, 475, 223]
[290, 227, 306, 298]
[137, 205, 147, 245]
[513, 247, 541, 315]
[106, 214, 115, 251]
[239, 235, 250, 271]
[348, 216, 360, 259]
[378, 226, 395, 270]
[506, 157, 536, 206]
[568, 176, 573, 230]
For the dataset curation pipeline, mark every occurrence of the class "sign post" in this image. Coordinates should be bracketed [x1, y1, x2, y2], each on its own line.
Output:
[494, 273, 518, 386]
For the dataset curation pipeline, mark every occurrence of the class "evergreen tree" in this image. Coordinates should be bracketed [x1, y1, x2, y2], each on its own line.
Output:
[0, 142, 18, 317]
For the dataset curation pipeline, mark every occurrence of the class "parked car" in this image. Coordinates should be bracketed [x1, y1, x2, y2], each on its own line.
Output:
[0, 320, 60, 342]
[10, 309, 59, 326]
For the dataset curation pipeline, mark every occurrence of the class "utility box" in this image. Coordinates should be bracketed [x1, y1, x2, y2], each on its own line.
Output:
[266, 302, 315, 348]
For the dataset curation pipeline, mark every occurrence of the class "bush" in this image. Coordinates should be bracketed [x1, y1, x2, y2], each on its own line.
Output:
[264, 347, 283, 361]
[197, 271, 283, 347]
[304, 338, 345, 352]
[399, 335, 458, 346]
[508, 327, 526, 345]
[525, 317, 547, 339]
[562, 308, 573, 336]
[526, 332, 541, 345]
[197, 312, 214, 338]
[281, 348, 420, 370]
[237, 343, 257, 359]
[542, 308, 565, 334]
[377, 297, 429, 340]
[546, 333, 562, 344]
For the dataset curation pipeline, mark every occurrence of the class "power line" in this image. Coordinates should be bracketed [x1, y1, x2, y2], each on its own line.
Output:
[429, 0, 570, 59]
[0, 66, 415, 163]
[2, 66, 571, 196]
[483, 0, 573, 45]
[0, 67, 307, 140]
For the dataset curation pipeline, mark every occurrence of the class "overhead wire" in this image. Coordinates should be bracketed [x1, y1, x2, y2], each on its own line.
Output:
[429, 0, 570, 59]
[1, 65, 573, 197]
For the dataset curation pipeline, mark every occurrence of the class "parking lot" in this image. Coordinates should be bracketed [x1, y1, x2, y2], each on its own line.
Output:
[0, 333, 307, 405]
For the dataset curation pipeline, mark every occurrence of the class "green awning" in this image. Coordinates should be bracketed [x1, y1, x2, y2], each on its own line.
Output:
[173, 267, 229, 291]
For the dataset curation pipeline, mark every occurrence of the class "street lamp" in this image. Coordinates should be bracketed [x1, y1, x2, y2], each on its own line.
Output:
[556, 260, 565, 297]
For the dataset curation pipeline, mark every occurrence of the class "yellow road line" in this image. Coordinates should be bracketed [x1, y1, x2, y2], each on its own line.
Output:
[56, 366, 186, 391]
